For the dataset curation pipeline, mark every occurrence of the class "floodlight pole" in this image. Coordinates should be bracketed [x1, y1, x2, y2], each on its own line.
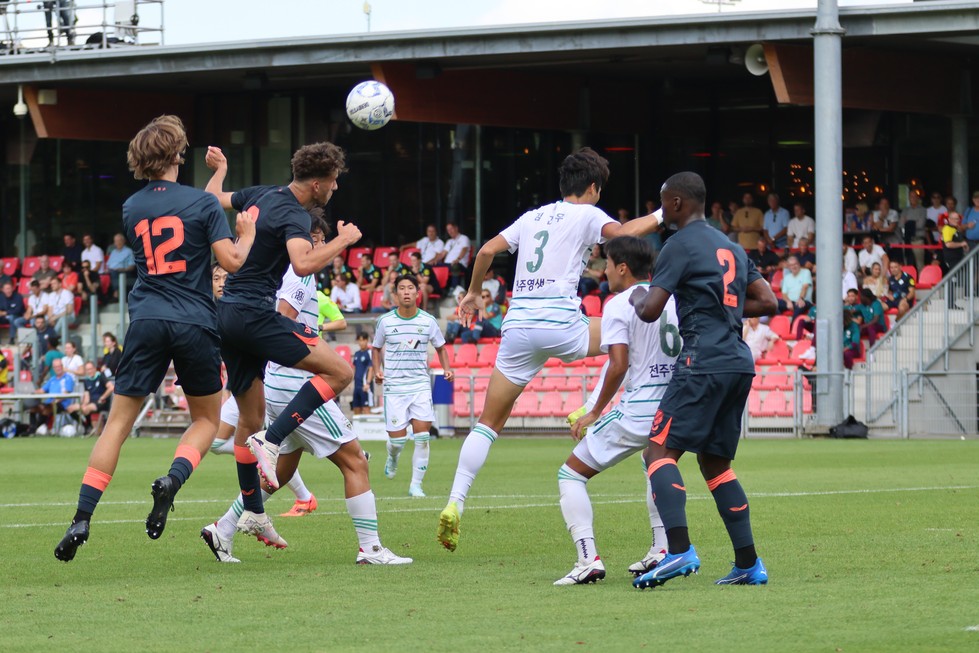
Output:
[813, 0, 845, 428]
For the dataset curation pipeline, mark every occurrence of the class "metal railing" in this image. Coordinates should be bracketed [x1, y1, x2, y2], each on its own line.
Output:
[0, 0, 164, 54]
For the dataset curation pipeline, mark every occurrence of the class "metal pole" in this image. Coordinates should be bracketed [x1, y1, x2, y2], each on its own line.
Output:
[89, 294, 98, 362]
[18, 116, 27, 259]
[813, 0, 845, 428]
[951, 115, 969, 215]
[118, 271, 127, 342]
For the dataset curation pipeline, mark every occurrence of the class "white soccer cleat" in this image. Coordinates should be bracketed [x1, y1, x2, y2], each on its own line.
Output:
[383, 453, 399, 479]
[236, 510, 288, 549]
[628, 548, 667, 577]
[408, 484, 426, 498]
[200, 522, 240, 563]
[247, 430, 280, 490]
[554, 557, 606, 586]
[356, 545, 413, 565]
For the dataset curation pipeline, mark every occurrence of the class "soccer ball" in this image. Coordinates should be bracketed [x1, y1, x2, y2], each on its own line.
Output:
[60, 424, 77, 437]
[345, 81, 395, 131]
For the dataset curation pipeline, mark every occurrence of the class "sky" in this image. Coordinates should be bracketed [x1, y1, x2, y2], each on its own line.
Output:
[148, 0, 912, 45]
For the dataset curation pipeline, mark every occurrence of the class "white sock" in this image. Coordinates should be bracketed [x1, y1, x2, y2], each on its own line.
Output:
[447, 424, 498, 514]
[558, 463, 596, 564]
[216, 495, 243, 540]
[410, 431, 430, 487]
[387, 436, 407, 460]
[583, 360, 610, 412]
[346, 490, 382, 550]
[209, 437, 235, 455]
[286, 470, 312, 502]
[647, 485, 668, 552]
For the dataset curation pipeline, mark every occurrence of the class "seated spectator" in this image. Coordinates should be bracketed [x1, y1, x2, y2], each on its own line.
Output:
[743, 316, 779, 362]
[848, 201, 873, 232]
[901, 191, 931, 270]
[843, 243, 859, 276]
[459, 290, 503, 344]
[883, 260, 915, 319]
[99, 332, 123, 378]
[842, 312, 862, 370]
[794, 304, 818, 342]
[858, 235, 889, 277]
[385, 252, 410, 279]
[33, 314, 58, 366]
[62, 232, 83, 268]
[482, 266, 508, 306]
[77, 260, 103, 307]
[32, 254, 58, 291]
[409, 251, 441, 311]
[31, 358, 78, 434]
[357, 252, 383, 296]
[787, 202, 815, 249]
[578, 244, 606, 296]
[105, 232, 136, 300]
[777, 256, 813, 320]
[942, 205, 968, 271]
[440, 222, 471, 288]
[873, 197, 900, 248]
[844, 288, 863, 318]
[323, 255, 355, 292]
[61, 340, 85, 378]
[0, 280, 26, 344]
[862, 262, 888, 298]
[331, 274, 362, 313]
[444, 288, 470, 343]
[60, 259, 79, 295]
[81, 233, 105, 274]
[0, 269, 10, 288]
[748, 237, 781, 280]
[44, 277, 76, 331]
[37, 333, 63, 383]
[371, 270, 398, 314]
[857, 288, 887, 345]
[402, 224, 444, 265]
[77, 361, 113, 435]
[796, 237, 816, 272]
[706, 201, 728, 233]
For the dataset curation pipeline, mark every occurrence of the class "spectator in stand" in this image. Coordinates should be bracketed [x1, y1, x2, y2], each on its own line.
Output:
[385, 251, 410, 279]
[33, 255, 58, 291]
[0, 281, 26, 344]
[706, 201, 728, 233]
[60, 260, 79, 295]
[357, 252, 383, 297]
[858, 235, 889, 277]
[99, 332, 123, 378]
[324, 255, 355, 292]
[578, 244, 606, 296]
[777, 255, 813, 320]
[402, 224, 445, 265]
[883, 260, 916, 319]
[616, 208, 630, 225]
[941, 208, 968, 279]
[794, 304, 818, 343]
[763, 192, 790, 249]
[742, 316, 778, 362]
[900, 191, 930, 270]
[440, 221, 472, 282]
[748, 237, 781, 281]
[23, 280, 49, 328]
[842, 312, 862, 369]
[873, 197, 901, 249]
[44, 276, 76, 331]
[77, 260, 102, 308]
[78, 361, 113, 434]
[36, 330, 62, 382]
[926, 192, 948, 248]
[0, 268, 10, 289]
[481, 266, 508, 306]
[371, 270, 398, 314]
[847, 201, 873, 233]
[459, 289, 503, 344]
[331, 274, 362, 313]
[857, 288, 887, 345]
[81, 233, 105, 274]
[61, 340, 85, 378]
[730, 192, 764, 249]
[843, 242, 859, 276]
[0, 348, 8, 389]
[961, 191, 979, 249]
[787, 202, 815, 249]
[796, 237, 816, 272]
[409, 250, 441, 311]
[862, 262, 888, 298]
[62, 232, 83, 268]
[842, 264, 858, 301]
[33, 358, 79, 433]
[443, 288, 469, 344]
[105, 232, 136, 301]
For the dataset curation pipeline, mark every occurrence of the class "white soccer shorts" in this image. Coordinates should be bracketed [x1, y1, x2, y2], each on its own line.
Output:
[382, 392, 435, 432]
[265, 368, 356, 459]
[219, 396, 240, 428]
[495, 318, 590, 387]
[572, 408, 651, 473]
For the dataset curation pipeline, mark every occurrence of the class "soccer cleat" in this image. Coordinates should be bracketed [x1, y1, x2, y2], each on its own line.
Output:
[554, 557, 606, 586]
[146, 476, 177, 540]
[436, 501, 461, 552]
[383, 453, 399, 479]
[247, 430, 280, 490]
[715, 557, 768, 585]
[200, 522, 240, 563]
[632, 545, 701, 589]
[408, 484, 426, 498]
[236, 510, 288, 549]
[54, 520, 90, 562]
[356, 545, 414, 565]
[628, 548, 668, 577]
[279, 494, 318, 517]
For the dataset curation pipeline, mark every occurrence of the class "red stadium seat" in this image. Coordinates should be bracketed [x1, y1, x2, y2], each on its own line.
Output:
[748, 391, 764, 417]
[473, 375, 491, 393]
[359, 290, 370, 311]
[534, 391, 559, 416]
[21, 256, 41, 277]
[454, 344, 478, 368]
[787, 340, 813, 366]
[335, 345, 352, 366]
[770, 269, 784, 298]
[476, 343, 498, 367]
[802, 391, 814, 414]
[901, 265, 918, 282]
[346, 247, 372, 268]
[16, 277, 30, 295]
[372, 247, 398, 268]
[48, 256, 64, 272]
[100, 274, 111, 295]
[453, 393, 472, 418]
[510, 393, 540, 417]
[1, 257, 19, 277]
[433, 266, 450, 290]
[401, 247, 420, 266]
[581, 295, 602, 317]
[768, 315, 792, 340]
[758, 340, 789, 366]
[541, 376, 569, 392]
[757, 391, 785, 417]
[454, 376, 471, 393]
[916, 265, 942, 290]
[371, 290, 384, 310]
[759, 365, 791, 391]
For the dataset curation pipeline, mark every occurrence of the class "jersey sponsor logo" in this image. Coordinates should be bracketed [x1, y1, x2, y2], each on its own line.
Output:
[293, 289, 306, 303]
[399, 339, 422, 350]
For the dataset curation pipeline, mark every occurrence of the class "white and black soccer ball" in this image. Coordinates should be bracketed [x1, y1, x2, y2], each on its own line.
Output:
[60, 424, 77, 438]
[345, 81, 395, 131]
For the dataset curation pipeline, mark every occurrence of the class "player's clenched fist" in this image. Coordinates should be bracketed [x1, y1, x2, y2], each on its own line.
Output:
[205, 146, 227, 171]
[235, 211, 256, 239]
[336, 220, 362, 246]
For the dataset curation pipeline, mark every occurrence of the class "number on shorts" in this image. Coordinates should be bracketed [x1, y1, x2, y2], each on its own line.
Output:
[659, 315, 681, 358]
[716, 248, 739, 308]
[526, 230, 549, 273]
[134, 216, 187, 276]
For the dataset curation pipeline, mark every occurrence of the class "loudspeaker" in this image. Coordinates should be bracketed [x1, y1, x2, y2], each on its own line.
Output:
[745, 43, 769, 76]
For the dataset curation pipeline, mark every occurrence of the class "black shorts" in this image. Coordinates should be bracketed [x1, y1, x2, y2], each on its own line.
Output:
[113, 320, 223, 397]
[218, 302, 316, 396]
[649, 372, 753, 461]
[351, 386, 371, 408]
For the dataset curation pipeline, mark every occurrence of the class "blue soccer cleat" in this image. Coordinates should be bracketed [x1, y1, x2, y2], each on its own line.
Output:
[715, 557, 768, 585]
[632, 545, 701, 589]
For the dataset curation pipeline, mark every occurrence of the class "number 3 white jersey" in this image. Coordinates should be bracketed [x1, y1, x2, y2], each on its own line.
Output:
[600, 283, 681, 419]
[499, 201, 616, 332]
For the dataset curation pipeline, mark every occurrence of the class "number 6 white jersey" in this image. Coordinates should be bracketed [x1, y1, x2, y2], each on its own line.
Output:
[600, 283, 681, 420]
[499, 201, 616, 333]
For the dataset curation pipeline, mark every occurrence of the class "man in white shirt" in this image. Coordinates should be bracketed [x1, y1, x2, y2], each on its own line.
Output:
[43, 276, 76, 330]
[80, 233, 105, 274]
[786, 202, 815, 249]
[440, 222, 471, 268]
[858, 235, 889, 276]
[873, 197, 901, 246]
[330, 274, 362, 313]
[402, 224, 444, 265]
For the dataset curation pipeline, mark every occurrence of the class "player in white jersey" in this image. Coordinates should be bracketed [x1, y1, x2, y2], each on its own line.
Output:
[554, 237, 680, 585]
[201, 214, 411, 565]
[437, 147, 662, 551]
[373, 274, 453, 498]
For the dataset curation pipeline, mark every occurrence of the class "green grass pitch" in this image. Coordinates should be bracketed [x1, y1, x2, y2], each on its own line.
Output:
[2, 436, 978, 652]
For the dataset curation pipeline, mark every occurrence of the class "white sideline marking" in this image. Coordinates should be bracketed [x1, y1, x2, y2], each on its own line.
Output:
[1, 485, 975, 530]
[964, 625, 979, 632]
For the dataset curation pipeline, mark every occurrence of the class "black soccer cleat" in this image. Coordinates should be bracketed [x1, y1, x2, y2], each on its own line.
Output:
[54, 520, 90, 562]
[146, 476, 177, 540]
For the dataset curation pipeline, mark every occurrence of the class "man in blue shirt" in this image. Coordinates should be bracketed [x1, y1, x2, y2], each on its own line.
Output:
[763, 192, 790, 250]
[0, 281, 25, 344]
[106, 232, 136, 301]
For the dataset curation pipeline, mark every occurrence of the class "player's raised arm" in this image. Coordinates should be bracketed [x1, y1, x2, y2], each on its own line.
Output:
[630, 285, 671, 323]
[204, 146, 235, 209]
[212, 211, 256, 273]
[607, 209, 662, 240]
[460, 235, 510, 322]
[286, 221, 362, 277]
[743, 278, 778, 318]
[570, 343, 628, 441]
